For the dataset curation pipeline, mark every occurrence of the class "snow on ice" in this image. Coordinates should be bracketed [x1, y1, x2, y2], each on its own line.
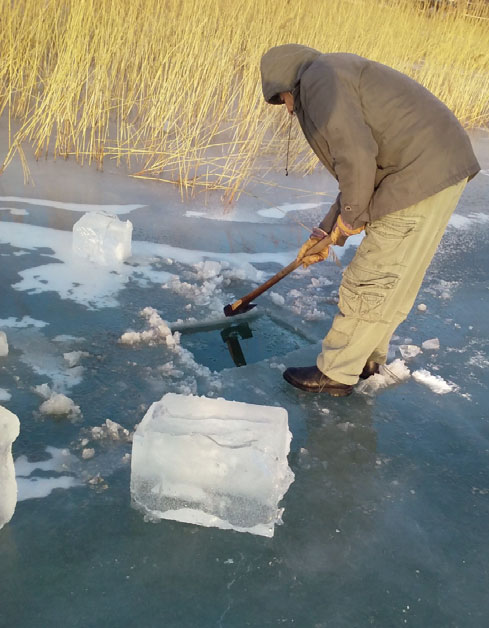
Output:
[412, 370, 456, 394]
[130, 393, 294, 537]
[0, 196, 145, 214]
[15, 446, 80, 501]
[0, 406, 20, 530]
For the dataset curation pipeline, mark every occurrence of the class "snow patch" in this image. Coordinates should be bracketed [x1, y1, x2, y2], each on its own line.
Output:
[0, 196, 144, 214]
[257, 202, 323, 219]
[0, 316, 48, 329]
[412, 369, 456, 394]
[0, 389, 11, 402]
[15, 446, 81, 502]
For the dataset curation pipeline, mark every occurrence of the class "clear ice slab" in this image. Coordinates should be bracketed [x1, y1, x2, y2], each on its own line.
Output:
[130, 393, 294, 537]
[72, 211, 133, 265]
[0, 405, 20, 530]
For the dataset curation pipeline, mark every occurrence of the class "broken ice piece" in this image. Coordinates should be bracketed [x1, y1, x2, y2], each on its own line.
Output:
[72, 212, 133, 265]
[0, 332, 8, 357]
[422, 338, 440, 351]
[417, 303, 427, 312]
[269, 292, 285, 306]
[130, 393, 294, 537]
[34, 384, 81, 420]
[82, 448, 95, 460]
[63, 351, 89, 368]
[399, 344, 422, 360]
[90, 419, 131, 441]
[0, 405, 20, 530]
[356, 358, 411, 395]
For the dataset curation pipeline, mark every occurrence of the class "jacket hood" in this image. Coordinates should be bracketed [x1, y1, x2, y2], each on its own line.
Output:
[260, 44, 322, 104]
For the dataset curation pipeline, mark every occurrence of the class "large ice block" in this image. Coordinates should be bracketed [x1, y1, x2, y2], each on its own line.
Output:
[72, 212, 133, 265]
[0, 406, 20, 530]
[0, 332, 8, 357]
[130, 393, 294, 537]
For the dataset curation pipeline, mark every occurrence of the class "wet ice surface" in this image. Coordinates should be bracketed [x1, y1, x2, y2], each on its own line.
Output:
[0, 129, 488, 627]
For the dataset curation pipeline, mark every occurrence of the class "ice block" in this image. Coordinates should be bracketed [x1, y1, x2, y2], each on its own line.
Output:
[72, 212, 133, 265]
[130, 393, 294, 537]
[0, 406, 20, 530]
[0, 332, 8, 357]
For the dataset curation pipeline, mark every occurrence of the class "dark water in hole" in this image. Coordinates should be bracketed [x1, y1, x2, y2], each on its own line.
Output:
[179, 315, 311, 371]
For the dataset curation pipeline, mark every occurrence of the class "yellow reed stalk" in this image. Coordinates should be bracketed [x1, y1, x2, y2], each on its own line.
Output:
[0, 0, 487, 199]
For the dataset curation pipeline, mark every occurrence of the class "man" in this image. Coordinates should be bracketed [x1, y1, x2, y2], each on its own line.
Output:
[260, 44, 480, 397]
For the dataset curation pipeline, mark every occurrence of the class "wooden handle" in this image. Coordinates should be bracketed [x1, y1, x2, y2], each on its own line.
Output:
[227, 236, 332, 313]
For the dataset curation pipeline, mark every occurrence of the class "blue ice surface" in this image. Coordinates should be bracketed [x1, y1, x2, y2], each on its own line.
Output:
[0, 133, 488, 628]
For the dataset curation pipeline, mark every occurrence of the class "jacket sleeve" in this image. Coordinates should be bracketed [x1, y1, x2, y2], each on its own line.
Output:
[300, 64, 378, 229]
[319, 193, 341, 233]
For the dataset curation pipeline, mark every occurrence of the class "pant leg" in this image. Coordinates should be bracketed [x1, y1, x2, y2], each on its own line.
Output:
[317, 179, 466, 384]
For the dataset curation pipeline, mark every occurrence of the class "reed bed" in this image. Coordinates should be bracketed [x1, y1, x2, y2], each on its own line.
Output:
[1, 0, 488, 200]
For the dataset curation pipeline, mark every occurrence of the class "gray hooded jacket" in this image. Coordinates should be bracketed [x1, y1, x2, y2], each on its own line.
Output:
[261, 44, 480, 231]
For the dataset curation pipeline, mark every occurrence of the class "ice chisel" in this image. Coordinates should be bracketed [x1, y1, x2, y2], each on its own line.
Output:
[223, 235, 333, 317]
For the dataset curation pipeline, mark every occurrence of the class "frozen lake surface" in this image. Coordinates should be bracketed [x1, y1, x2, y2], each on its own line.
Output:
[0, 129, 488, 627]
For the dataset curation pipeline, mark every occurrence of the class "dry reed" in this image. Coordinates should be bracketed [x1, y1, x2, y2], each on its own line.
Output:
[1, 0, 488, 200]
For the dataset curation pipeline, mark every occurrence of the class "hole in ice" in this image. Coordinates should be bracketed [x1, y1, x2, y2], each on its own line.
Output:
[179, 314, 311, 371]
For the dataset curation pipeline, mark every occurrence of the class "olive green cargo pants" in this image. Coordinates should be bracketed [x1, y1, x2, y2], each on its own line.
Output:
[317, 179, 467, 385]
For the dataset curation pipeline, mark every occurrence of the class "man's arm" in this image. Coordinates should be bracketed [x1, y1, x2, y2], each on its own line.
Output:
[300, 63, 378, 230]
[319, 193, 341, 234]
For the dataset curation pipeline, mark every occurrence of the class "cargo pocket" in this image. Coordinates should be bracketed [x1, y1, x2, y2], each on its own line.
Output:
[367, 214, 419, 240]
[339, 284, 385, 322]
[339, 265, 400, 322]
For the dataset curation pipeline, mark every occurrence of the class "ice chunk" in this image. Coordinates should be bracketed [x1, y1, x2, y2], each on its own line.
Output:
[0, 331, 8, 357]
[39, 394, 81, 419]
[399, 344, 422, 360]
[417, 303, 427, 312]
[422, 338, 440, 351]
[130, 393, 294, 537]
[90, 419, 131, 442]
[270, 292, 285, 306]
[356, 359, 411, 395]
[63, 351, 89, 368]
[0, 406, 20, 530]
[34, 384, 81, 419]
[119, 307, 173, 345]
[72, 212, 133, 265]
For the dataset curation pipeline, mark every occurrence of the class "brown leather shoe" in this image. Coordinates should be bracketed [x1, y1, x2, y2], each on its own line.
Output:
[359, 360, 380, 380]
[283, 366, 353, 396]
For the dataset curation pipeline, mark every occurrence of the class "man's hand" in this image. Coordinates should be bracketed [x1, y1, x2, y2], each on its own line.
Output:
[297, 227, 331, 268]
[330, 215, 364, 245]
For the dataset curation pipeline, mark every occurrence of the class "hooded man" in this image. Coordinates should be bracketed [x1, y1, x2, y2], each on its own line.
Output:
[260, 44, 480, 396]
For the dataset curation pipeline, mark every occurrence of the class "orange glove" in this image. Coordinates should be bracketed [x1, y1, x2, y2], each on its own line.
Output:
[330, 215, 364, 245]
[297, 227, 331, 268]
